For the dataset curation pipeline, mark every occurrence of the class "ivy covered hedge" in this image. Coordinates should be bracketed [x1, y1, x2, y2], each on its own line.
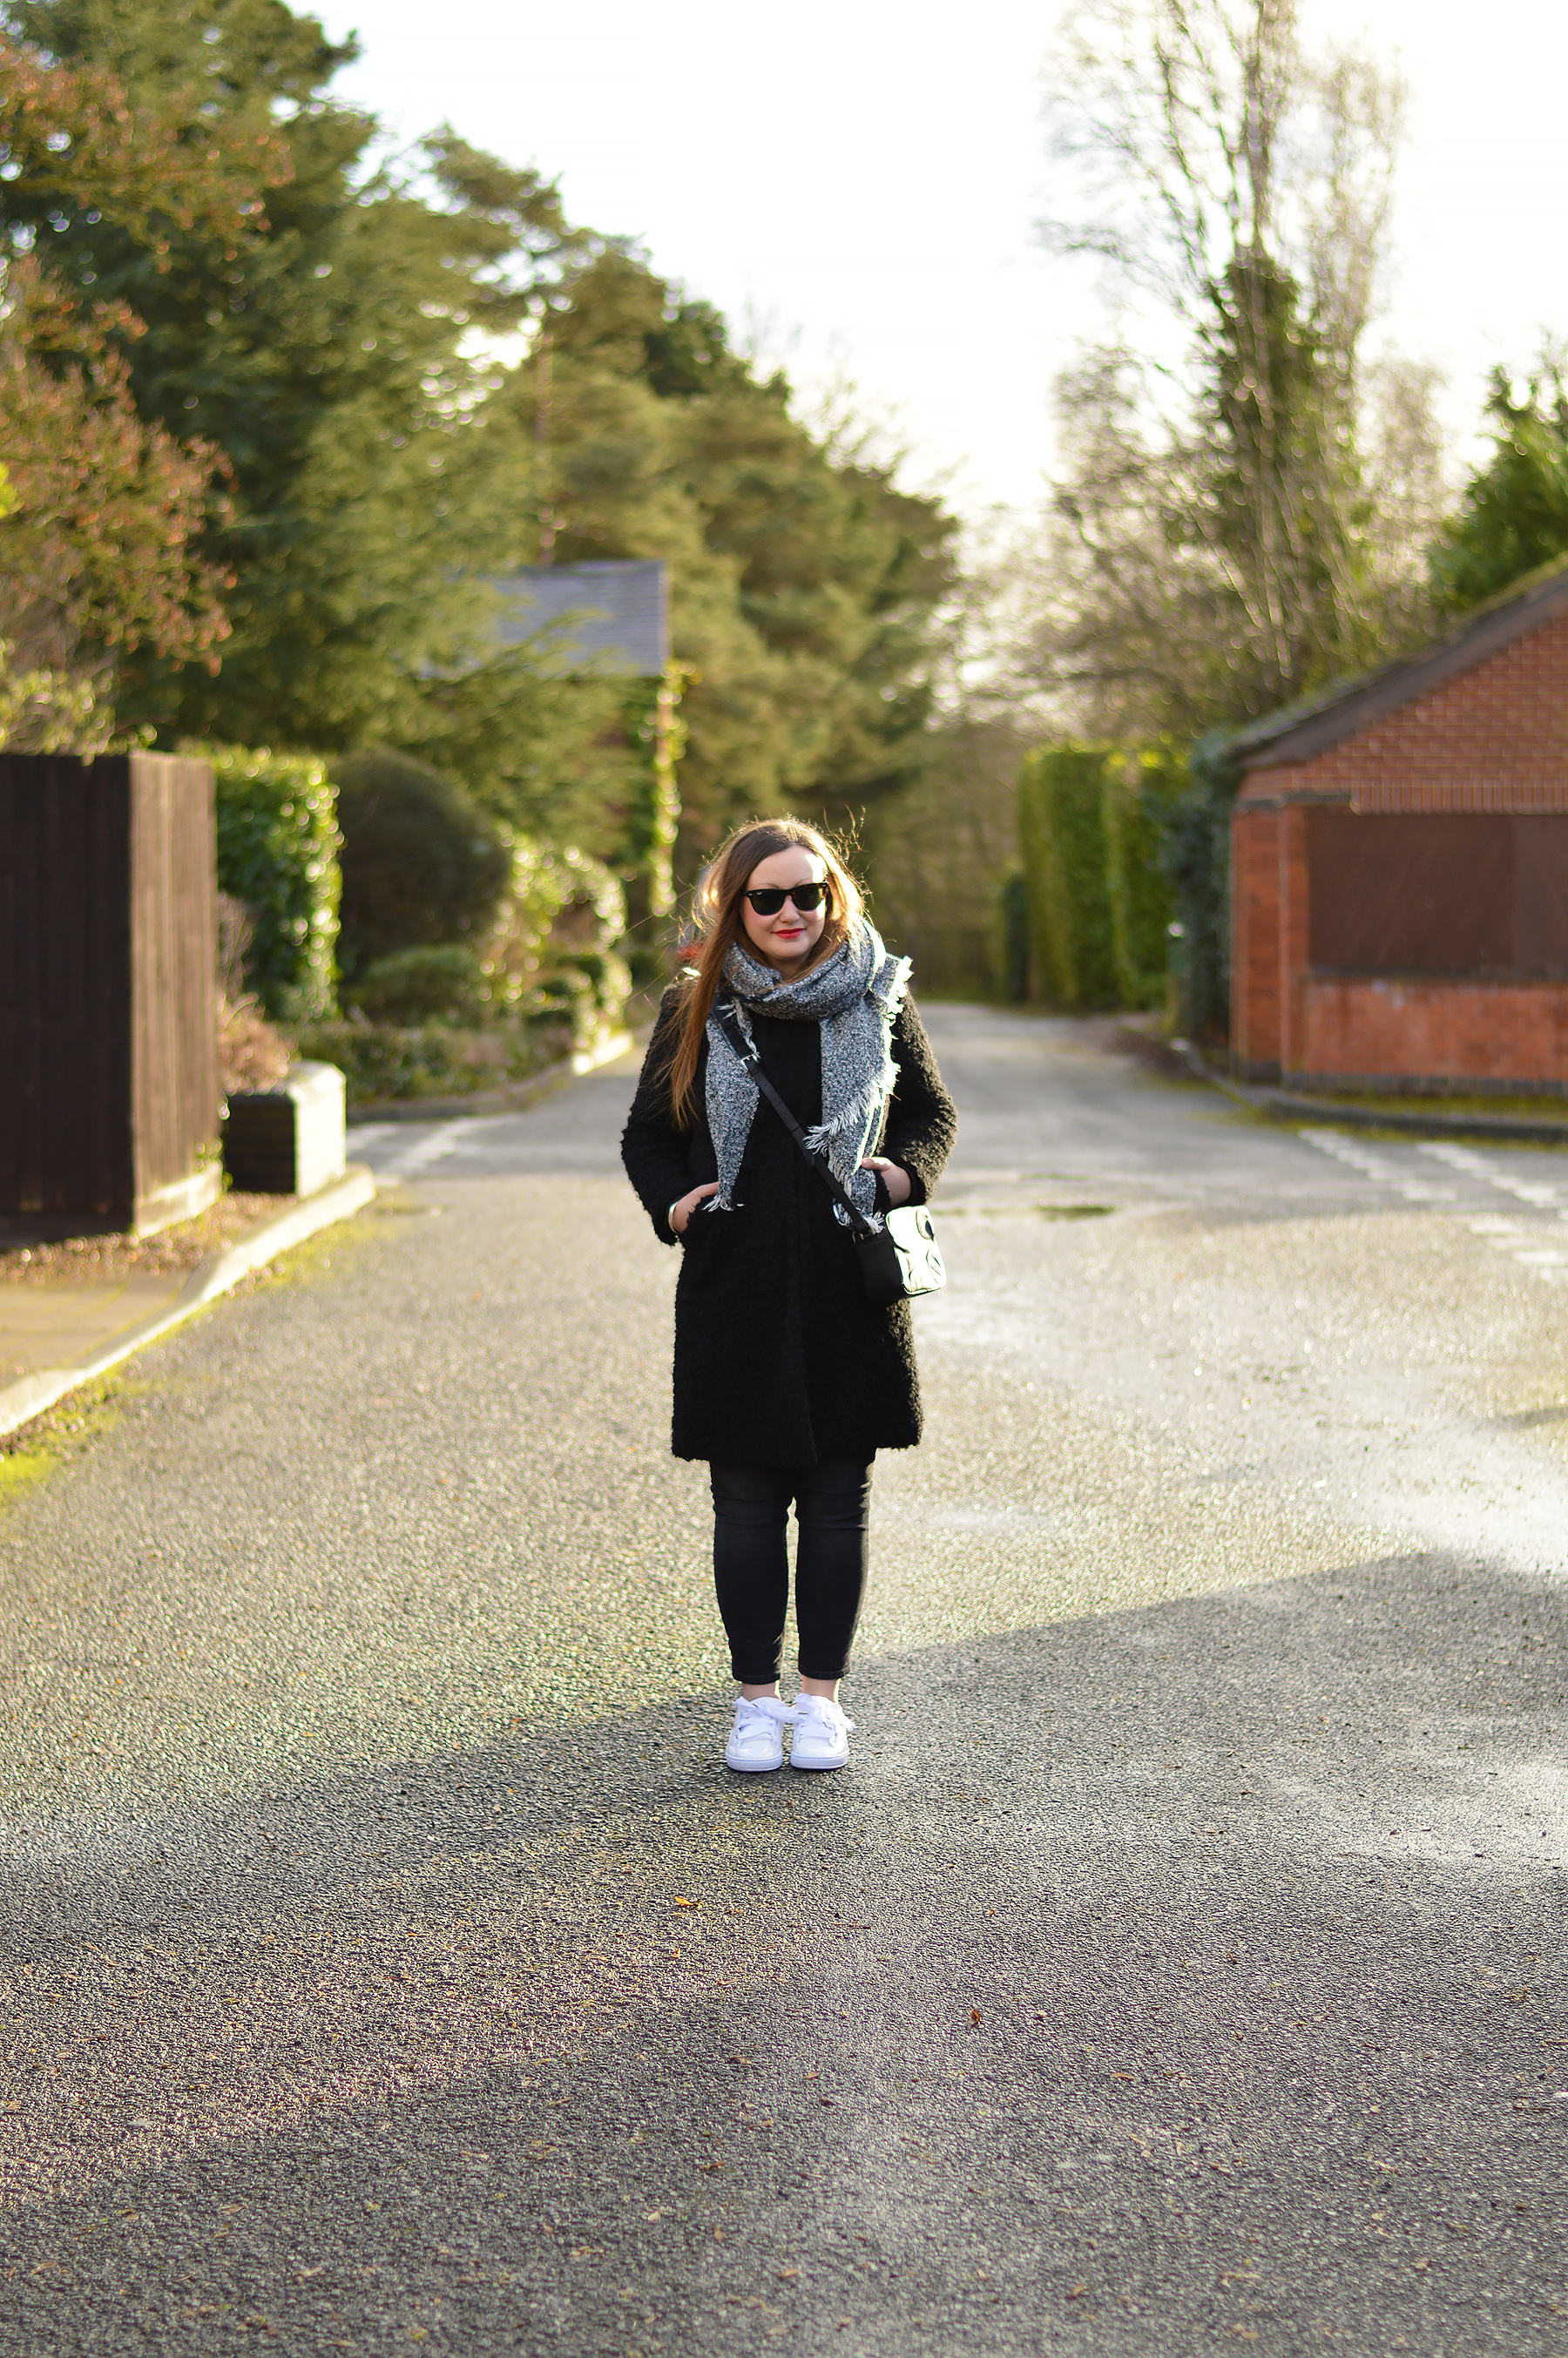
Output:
[1018, 746, 1118, 1008]
[1018, 742, 1183, 1010]
[207, 745, 341, 1023]
[1105, 744, 1186, 1010]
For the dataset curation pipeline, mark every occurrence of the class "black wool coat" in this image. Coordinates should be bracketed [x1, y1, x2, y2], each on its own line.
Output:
[620, 987, 957, 1468]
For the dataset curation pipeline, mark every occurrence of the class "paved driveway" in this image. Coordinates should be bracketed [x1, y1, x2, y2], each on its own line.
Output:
[1, 1009, 1564, 2356]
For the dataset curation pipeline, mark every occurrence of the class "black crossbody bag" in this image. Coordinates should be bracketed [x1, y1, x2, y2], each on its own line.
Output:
[713, 1001, 945, 1308]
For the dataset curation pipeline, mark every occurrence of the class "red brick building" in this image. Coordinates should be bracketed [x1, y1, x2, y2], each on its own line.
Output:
[1230, 562, 1568, 1094]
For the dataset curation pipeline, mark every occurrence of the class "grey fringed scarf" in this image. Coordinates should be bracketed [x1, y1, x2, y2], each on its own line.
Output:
[702, 919, 911, 1225]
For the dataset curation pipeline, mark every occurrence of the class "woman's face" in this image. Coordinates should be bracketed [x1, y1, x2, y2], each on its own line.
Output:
[740, 845, 830, 977]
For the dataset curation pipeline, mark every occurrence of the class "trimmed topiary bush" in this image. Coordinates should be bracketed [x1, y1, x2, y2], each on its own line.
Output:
[207, 746, 340, 1023]
[350, 946, 489, 1025]
[333, 749, 512, 980]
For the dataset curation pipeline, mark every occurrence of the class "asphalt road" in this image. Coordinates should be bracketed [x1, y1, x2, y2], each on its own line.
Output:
[1, 1007, 1565, 2357]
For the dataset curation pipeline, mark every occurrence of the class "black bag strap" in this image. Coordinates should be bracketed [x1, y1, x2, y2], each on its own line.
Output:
[713, 999, 880, 1241]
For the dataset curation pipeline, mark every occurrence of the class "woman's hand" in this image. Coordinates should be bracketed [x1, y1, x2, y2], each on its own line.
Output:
[860, 1156, 911, 1207]
[671, 1181, 720, 1235]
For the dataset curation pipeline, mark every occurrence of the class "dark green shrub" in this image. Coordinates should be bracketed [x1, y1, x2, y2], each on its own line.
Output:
[350, 946, 489, 1025]
[294, 1015, 572, 1105]
[1017, 747, 1118, 1008]
[1160, 728, 1241, 1040]
[208, 746, 340, 1023]
[997, 870, 1030, 1003]
[332, 749, 511, 979]
[1104, 746, 1185, 1009]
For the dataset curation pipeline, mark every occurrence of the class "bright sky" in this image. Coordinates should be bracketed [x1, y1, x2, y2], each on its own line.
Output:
[314, 0, 1568, 522]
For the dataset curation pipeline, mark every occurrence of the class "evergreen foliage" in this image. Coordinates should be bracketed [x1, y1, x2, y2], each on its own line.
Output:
[0, 18, 271, 738]
[209, 742, 339, 1022]
[501, 246, 959, 862]
[332, 749, 511, 981]
[1159, 729, 1241, 1040]
[1017, 746, 1119, 1009]
[1103, 746, 1183, 1010]
[6, 0, 574, 749]
[1431, 364, 1568, 612]
[350, 945, 489, 1025]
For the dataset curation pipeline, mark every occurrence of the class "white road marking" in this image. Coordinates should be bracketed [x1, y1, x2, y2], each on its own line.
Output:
[1301, 1128, 1568, 1286]
[1419, 1140, 1568, 1208]
[1296, 1130, 1453, 1200]
[375, 1121, 476, 1180]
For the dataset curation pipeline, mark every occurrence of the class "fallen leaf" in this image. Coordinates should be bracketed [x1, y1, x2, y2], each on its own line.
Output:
[1068, 2283, 1089, 2299]
[970, 2010, 982, 2024]
[673, 1899, 698, 1910]
[819, 2098, 837, 2108]
[698, 2160, 725, 2174]
[778, 2268, 799, 2280]
[1113, 2071, 1134, 2082]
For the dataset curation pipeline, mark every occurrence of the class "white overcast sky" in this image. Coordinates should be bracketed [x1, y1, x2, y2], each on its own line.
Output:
[314, 0, 1568, 522]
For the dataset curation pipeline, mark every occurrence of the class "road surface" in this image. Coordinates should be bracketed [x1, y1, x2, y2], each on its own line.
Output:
[1, 1008, 1564, 2355]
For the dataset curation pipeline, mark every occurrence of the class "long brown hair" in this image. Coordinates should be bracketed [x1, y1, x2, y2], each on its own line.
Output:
[666, 818, 866, 1128]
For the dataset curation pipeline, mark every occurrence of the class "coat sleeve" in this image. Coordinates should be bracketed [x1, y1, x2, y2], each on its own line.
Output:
[620, 987, 698, 1246]
[876, 997, 957, 1210]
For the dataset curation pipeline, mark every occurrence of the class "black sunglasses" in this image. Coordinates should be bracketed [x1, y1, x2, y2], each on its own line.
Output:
[744, 882, 829, 915]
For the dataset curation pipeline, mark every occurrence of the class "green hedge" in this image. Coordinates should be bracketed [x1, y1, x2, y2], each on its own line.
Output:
[295, 1015, 572, 1105]
[1104, 745, 1185, 1009]
[208, 746, 340, 1023]
[332, 748, 511, 981]
[1160, 727, 1240, 1040]
[1018, 747, 1119, 1008]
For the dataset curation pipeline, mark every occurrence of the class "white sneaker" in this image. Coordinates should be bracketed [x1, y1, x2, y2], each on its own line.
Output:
[788, 1693, 854, 1771]
[725, 1695, 789, 1773]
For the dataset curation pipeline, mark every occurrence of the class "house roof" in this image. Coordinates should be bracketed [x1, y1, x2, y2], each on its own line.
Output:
[488, 559, 669, 676]
[1231, 553, 1568, 774]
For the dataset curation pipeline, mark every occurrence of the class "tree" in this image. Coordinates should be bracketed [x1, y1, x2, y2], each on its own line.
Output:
[1017, 0, 1443, 741]
[492, 245, 959, 864]
[1430, 361, 1568, 613]
[7, 0, 575, 748]
[0, 20, 266, 739]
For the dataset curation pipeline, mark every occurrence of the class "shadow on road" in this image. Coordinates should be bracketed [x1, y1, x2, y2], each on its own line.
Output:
[4, 1551, 1564, 2356]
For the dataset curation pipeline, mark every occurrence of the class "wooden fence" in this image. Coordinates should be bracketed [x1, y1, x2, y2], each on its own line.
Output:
[0, 751, 221, 1236]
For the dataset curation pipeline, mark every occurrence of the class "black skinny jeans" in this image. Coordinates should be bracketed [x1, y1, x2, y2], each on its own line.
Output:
[709, 1458, 874, 1686]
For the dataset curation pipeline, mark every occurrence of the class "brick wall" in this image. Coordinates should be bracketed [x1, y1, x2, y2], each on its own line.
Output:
[1230, 602, 1568, 1085]
[1231, 808, 1281, 1076]
[1237, 606, 1568, 812]
[1299, 978, 1568, 1091]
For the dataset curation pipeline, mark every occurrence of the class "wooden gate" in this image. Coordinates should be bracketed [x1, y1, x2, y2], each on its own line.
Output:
[0, 751, 221, 1236]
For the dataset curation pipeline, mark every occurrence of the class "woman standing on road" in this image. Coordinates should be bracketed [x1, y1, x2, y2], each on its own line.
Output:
[620, 818, 956, 1774]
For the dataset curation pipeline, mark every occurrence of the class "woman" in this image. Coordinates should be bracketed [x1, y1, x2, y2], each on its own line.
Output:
[620, 818, 956, 1774]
